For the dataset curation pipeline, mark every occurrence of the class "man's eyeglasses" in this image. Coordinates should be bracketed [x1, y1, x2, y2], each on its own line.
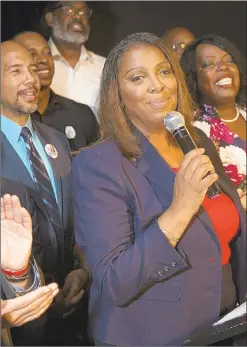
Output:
[58, 5, 93, 18]
[171, 42, 187, 52]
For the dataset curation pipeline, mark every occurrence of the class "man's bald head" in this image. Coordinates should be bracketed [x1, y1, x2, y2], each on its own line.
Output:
[1, 40, 31, 59]
[161, 27, 195, 60]
[13, 31, 55, 90]
[1, 40, 40, 120]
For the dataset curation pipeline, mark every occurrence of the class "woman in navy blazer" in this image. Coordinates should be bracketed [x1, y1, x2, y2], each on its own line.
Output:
[72, 33, 246, 346]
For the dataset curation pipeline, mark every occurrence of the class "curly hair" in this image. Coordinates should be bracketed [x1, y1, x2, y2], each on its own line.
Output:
[98, 32, 197, 160]
[180, 34, 246, 108]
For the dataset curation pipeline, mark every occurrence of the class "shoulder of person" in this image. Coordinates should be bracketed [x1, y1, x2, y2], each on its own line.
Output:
[56, 93, 95, 116]
[33, 120, 69, 147]
[72, 139, 121, 170]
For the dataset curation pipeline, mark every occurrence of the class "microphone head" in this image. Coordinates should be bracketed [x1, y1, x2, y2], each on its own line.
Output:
[164, 111, 185, 133]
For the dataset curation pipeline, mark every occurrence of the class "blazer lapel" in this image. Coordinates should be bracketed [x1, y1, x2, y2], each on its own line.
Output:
[1, 133, 49, 219]
[135, 133, 176, 201]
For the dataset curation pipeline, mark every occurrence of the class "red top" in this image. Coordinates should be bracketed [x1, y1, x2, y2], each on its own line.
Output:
[173, 168, 240, 264]
[146, 134, 240, 265]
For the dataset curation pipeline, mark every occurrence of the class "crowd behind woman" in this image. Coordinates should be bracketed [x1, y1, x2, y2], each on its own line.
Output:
[1, 3, 246, 346]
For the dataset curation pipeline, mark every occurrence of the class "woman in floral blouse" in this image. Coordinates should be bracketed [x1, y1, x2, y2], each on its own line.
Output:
[180, 35, 246, 210]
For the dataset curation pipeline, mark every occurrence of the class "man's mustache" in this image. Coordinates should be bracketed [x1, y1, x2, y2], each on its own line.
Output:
[68, 19, 85, 29]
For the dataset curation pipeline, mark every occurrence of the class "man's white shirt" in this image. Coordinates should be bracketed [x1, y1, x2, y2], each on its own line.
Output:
[49, 38, 105, 118]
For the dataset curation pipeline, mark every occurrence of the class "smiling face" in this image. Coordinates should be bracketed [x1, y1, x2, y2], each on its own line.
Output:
[14, 32, 54, 90]
[118, 44, 178, 134]
[47, 1, 91, 45]
[1, 41, 40, 119]
[196, 43, 240, 106]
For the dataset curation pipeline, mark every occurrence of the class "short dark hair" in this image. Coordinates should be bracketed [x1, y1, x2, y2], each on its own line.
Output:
[39, 2, 63, 39]
[180, 34, 246, 107]
[43, 1, 63, 15]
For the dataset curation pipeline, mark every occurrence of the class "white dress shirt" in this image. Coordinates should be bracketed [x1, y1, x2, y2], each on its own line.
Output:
[49, 38, 105, 118]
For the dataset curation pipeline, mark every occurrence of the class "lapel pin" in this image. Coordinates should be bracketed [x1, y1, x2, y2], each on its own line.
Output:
[45, 144, 58, 159]
[65, 126, 76, 139]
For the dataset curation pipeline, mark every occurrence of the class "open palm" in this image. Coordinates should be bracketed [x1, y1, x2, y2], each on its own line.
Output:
[1, 195, 32, 271]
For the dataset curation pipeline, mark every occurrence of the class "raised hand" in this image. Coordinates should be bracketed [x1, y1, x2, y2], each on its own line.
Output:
[1, 194, 32, 271]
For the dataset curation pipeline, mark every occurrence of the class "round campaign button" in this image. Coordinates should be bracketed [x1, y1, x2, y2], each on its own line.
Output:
[65, 126, 76, 139]
[45, 144, 58, 159]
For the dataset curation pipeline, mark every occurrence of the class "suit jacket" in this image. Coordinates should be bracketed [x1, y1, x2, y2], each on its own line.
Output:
[32, 90, 99, 152]
[1, 121, 74, 285]
[72, 128, 246, 346]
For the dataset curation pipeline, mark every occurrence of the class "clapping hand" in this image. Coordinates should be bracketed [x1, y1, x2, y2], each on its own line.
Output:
[1, 194, 32, 271]
[61, 269, 87, 317]
[1, 283, 59, 327]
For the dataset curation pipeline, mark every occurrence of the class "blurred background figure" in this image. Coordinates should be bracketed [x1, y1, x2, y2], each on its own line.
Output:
[43, 1, 106, 117]
[13, 31, 99, 152]
[161, 26, 195, 60]
[180, 35, 246, 210]
[1, 193, 59, 346]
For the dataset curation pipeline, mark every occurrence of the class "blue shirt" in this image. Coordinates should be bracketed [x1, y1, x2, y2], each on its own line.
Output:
[1, 115, 58, 201]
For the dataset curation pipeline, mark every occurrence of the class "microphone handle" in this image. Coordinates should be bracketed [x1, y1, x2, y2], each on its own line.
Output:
[173, 127, 221, 199]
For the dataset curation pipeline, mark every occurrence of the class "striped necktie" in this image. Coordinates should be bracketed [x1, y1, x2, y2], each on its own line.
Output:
[20, 127, 62, 232]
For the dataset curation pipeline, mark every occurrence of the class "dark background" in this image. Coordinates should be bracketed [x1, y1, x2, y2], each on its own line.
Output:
[1, 1, 246, 57]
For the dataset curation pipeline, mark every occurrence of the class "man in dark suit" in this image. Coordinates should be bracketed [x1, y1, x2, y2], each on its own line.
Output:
[0, 187, 59, 346]
[13, 31, 99, 152]
[1, 40, 89, 345]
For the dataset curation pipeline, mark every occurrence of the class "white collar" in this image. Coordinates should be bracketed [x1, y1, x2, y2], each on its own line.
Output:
[48, 37, 93, 63]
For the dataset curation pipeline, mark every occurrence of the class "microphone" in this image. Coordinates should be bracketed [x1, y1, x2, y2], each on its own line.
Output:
[164, 111, 221, 199]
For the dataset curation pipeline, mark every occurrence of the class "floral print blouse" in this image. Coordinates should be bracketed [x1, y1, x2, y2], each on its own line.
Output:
[193, 104, 246, 194]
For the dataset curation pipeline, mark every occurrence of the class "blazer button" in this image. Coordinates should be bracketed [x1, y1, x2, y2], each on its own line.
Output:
[171, 261, 176, 267]
[209, 286, 216, 292]
[163, 266, 169, 272]
[158, 270, 164, 276]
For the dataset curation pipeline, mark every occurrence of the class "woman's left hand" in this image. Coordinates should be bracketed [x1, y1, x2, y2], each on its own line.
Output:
[237, 189, 246, 211]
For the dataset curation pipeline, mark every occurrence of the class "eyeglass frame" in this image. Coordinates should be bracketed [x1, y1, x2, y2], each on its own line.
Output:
[54, 3, 93, 18]
[171, 42, 187, 52]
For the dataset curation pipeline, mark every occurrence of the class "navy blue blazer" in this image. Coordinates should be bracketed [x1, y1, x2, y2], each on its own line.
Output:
[72, 128, 246, 346]
[1, 121, 74, 285]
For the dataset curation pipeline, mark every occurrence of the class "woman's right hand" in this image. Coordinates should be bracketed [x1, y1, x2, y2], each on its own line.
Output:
[171, 148, 218, 217]
[158, 148, 219, 246]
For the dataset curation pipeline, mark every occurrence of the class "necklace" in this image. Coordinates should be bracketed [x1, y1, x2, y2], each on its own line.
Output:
[220, 106, 240, 123]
